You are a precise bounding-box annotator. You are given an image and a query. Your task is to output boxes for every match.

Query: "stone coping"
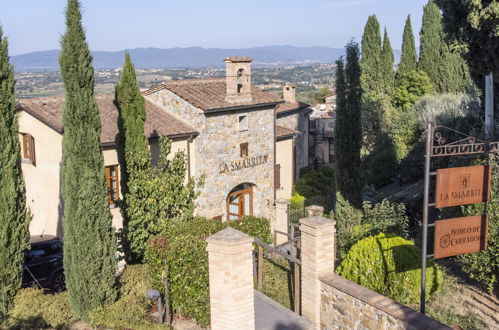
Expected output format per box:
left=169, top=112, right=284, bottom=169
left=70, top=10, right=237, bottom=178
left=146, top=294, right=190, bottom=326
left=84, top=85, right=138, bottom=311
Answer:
left=320, top=274, right=451, bottom=330
left=206, top=227, right=254, bottom=245
left=299, top=216, right=335, bottom=228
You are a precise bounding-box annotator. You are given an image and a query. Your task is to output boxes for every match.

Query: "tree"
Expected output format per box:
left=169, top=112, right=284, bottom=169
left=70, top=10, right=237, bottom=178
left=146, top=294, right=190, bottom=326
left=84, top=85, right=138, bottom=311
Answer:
left=0, top=26, right=30, bottom=322
left=381, top=28, right=395, bottom=95
left=59, top=0, right=116, bottom=320
left=398, top=15, right=417, bottom=76
left=360, top=15, right=383, bottom=96
left=392, top=70, right=434, bottom=111
left=334, top=41, right=363, bottom=207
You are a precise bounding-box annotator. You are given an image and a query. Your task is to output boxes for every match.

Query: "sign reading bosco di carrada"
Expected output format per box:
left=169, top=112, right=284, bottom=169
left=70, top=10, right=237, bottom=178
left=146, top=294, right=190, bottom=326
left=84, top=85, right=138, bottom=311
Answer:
left=219, top=154, right=269, bottom=174
left=435, top=165, right=491, bottom=208
left=434, top=215, right=488, bottom=259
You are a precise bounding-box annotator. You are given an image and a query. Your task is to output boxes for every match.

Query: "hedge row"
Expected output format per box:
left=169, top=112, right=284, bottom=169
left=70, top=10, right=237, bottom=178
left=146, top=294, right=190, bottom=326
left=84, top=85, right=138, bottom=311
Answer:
left=145, top=216, right=272, bottom=327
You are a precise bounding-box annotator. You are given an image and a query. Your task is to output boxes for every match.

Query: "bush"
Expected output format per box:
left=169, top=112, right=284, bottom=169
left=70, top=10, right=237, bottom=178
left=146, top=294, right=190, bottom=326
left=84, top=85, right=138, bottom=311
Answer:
left=290, top=192, right=305, bottom=210
left=7, top=288, right=78, bottom=329
left=336, top=233, right=443, bottom=304
left=295, top=166, right=335, bottom=212
left=145, top=216, right=271, bottom=327
left=330, top=193, right=362, bottom=259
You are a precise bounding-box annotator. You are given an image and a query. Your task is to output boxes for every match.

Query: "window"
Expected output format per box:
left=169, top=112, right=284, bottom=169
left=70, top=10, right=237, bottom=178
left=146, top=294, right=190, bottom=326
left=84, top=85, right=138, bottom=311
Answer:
left=237, top=68, right=244, bottom=93
left=238, top=114, right=248, bottom=131
left=21, top=133, right=36, bottom=165
left=329, top=138, right=334, bottom=163
left=105, top=165, right=120, bottom=206
left=240, top=142, right=249, bottom=157
left=227, top=184, right=253, bottom=220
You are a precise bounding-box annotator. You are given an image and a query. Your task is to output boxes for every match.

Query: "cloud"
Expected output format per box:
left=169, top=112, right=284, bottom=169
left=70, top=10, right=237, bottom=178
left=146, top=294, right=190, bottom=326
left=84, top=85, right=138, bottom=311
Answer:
left=324, top=0, right=382, bottom=8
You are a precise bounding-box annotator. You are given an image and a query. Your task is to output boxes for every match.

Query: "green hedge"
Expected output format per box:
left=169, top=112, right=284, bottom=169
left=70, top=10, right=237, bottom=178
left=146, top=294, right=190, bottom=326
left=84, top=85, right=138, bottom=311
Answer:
left=336, top=233, right=443, bottom=304
left=7, top=288, right=78, bottom=329
left=145, top=216, right=271, bottom=327
left=294, top=166, right=335, bottom=212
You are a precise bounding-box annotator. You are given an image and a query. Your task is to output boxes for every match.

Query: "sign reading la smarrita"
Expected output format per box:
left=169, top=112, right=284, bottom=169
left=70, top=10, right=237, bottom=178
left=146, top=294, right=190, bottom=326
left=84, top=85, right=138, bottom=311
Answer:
left=434, top=215, right=488, bottom=259
left=435, top=165, right=491, bottom=208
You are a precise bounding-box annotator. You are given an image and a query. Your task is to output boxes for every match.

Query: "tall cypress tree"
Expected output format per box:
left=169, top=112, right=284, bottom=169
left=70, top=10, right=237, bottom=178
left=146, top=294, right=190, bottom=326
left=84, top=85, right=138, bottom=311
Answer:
left=360, top=15, right=383, bottom=96
left=381, top=28, right=395, bottom=95
left=334, top=41, right=363, bottom=207
left=398, top=15, right=417, bottom=76
left=59, top=0, right=116, bottom=320
left=419, top=0, right=457, bottom=94
left=115, top=53, right=150, bottom=263
left=0, top=26, right=30, bottom=322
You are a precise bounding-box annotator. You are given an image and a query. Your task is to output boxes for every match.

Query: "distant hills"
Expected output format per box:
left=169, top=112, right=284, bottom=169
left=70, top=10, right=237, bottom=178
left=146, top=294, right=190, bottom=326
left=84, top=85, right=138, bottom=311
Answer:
left=11, top=45, right=402, bottom=71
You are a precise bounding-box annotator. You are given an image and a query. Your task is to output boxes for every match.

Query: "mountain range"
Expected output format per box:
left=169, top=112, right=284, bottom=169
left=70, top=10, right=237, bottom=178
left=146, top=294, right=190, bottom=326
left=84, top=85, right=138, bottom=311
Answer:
left=11, top=45, right=401, bottom=71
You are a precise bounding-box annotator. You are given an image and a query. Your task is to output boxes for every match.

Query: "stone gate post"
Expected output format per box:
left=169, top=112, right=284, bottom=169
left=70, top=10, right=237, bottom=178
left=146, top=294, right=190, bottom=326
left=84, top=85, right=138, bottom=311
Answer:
left=206, top=227, right=255, bottom=330
left=274, top=198, right=290, bottom=244
left=299, top=216, right=336, bottom=329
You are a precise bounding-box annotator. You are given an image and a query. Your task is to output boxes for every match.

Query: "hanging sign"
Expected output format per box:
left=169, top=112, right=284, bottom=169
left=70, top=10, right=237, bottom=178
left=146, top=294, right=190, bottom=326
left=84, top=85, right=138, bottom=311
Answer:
left=434, top=215, right=488, bottom=259
left=435, top=165, right=491, bottom=208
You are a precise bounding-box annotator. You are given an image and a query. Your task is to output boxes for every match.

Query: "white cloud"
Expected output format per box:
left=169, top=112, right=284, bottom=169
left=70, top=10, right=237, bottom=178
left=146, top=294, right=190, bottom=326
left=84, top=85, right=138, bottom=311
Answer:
left=324, top=0, right=382, bottom=8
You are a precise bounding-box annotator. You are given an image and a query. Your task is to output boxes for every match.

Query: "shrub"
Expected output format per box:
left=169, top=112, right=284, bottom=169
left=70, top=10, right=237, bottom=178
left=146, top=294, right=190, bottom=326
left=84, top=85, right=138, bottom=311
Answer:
left=330, top=192, right=362, bottom=259
left=294, top=166, right=335, bottom=212
left=290, top=193, right=306, bottom=210
left=336, top=233, right=443, bottom=304
left=7, top=288, right=78, bottom=329
left=145, top=216, right=271, bottom=327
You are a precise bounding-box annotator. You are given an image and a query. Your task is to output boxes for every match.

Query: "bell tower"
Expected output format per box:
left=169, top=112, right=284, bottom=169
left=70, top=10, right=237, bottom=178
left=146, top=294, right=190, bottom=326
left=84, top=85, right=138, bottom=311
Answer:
left=224, top=57, right=252, bottom=103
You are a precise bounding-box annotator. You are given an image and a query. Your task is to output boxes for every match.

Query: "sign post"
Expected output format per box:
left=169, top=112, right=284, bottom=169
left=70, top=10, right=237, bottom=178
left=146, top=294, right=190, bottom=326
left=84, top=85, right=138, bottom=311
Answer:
left=420, top=123, right=496, bottom=314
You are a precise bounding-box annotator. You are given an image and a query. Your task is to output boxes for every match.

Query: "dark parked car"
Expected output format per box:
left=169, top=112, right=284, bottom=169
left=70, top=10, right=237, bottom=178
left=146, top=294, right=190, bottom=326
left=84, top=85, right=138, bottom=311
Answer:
left=23, top=235, right=65, bottom=292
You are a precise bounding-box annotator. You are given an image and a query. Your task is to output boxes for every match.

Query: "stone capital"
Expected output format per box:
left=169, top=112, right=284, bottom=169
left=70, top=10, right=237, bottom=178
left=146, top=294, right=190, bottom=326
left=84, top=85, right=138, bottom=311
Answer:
left=300, top=216, right=335, bottom=236
left=206, top=227, right=254, bottom=254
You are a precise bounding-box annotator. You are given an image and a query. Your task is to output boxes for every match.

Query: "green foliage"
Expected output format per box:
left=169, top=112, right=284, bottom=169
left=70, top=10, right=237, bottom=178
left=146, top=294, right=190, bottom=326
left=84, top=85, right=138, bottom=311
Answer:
left=7, top=288, right=78, bottom=329
left=398, top=15, right=418, bottom=76
left=334, top=41, right=362, bottom=207
left=389, top=109, right=421, bottom=162
left=58, top=0, right=116, bottom=320
left=0, top=26, right=30, bottom=321
left=392, top=70, right=434, bottom=111
left=145, top=217, right=271, bottom=327
left=294, top=166, right=335, bottom=211
left=381, top=28, right=395, bottom=95
left=290, top=192, right=306, bottom=210
left=124, top=137, right=202, bottom=262
left=460, top=159, right=499, bottom=295
left=89, top=265, right=169, bottom=330
left=360, top=15, right=384, bottom=97
left=362, top=132, right=398, bottom=187
left=259, top=257, right=296, bottom=310
left=330, top=193, right=362, bottom=259
left=337, top=233, right=443, bottom=304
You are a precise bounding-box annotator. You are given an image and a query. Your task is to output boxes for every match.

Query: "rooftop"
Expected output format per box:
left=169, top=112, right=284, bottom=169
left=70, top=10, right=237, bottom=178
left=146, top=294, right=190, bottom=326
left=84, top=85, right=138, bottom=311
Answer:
left=143, top=78, right=282, bottom=112
left=276, top=125, right=297, bottom=139
left=18, top=94, right=198, bottom=145
left=276, top=101, right=310, bottom=114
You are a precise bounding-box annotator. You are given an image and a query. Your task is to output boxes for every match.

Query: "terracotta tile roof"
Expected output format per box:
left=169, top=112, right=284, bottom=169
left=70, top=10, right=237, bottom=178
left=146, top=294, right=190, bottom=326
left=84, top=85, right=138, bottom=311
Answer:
left=276, top=101, right=310, bottom=114
left=276, top=125, right=297, bottom=139
left=142, top=78, right=282, bottom=111
left=18, top=94, right=197, bottom=145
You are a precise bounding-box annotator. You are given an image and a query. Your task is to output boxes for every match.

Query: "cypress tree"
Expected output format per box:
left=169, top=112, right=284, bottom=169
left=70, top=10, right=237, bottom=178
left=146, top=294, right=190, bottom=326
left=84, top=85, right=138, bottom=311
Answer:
left=115, top=53, right=150, bottom=263
left=418, top=0, right=448, bottom=93
left=398, top=15, right=417, bottom=76
left=334, top=41, right=363, bottom=207
left=59, top=0, right=116, bottom=320
left=0, top=26, right=30, bottom=322
left=381, top=28, right=395, bottom=95
left=360, top=15, right=383, bottom=96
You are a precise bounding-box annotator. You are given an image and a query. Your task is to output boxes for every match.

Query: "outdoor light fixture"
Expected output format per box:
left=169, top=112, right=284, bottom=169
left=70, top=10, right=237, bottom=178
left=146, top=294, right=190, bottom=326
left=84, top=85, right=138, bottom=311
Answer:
left=146, top=289, right=163, bottom=324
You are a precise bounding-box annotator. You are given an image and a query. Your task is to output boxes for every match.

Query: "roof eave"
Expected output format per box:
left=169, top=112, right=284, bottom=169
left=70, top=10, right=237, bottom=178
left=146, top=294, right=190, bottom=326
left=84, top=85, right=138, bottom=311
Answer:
left=205, top=100, right=284, bottom=113
left=16, top=103, right=64, bottom=135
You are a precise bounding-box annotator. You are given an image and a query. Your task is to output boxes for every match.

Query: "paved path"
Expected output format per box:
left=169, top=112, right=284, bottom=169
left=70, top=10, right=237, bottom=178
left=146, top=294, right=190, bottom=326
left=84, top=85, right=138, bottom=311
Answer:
left=254, top=290, right=314, bottom=330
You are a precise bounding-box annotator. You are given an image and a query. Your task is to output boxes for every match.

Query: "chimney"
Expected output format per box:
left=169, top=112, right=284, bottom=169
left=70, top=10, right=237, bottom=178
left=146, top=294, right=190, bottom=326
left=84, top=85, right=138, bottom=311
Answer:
left=224, top=57, right=252, bottom=103
left=283, top=83, right=296, bottom=103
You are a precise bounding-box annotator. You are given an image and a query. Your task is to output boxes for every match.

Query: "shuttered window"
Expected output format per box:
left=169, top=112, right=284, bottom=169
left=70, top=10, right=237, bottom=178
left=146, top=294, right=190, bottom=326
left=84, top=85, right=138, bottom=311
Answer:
left=275, top=164, right=281, bottom=189
left=21, top=133, right=36, bottom=166
left=105, top=165, right=120, bottom=206
left=240, top=142, right=249, bottom=157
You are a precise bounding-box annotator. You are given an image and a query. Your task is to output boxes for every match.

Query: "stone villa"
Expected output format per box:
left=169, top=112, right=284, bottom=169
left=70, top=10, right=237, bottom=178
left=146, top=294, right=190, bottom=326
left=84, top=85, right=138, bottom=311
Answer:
left=17, top=57, right=311, bottom=236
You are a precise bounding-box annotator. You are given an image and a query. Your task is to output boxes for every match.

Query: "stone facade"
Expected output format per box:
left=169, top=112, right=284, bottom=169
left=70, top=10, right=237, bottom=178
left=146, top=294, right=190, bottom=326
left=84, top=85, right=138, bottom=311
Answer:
left=146, top=88, right=276, bottom=220
left=320, top=275, right=450, bottom=330
left=277, top=109, right=310, bottom=177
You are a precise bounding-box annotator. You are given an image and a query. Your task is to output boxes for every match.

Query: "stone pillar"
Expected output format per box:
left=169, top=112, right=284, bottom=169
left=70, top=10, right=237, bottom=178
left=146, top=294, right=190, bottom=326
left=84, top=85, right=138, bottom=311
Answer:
left=274, top=198, right=290, bottom=244
left=306, top=205, right=324, bottom=217
left=300, top=216, right=336, bottom=329
left=206, top=227, right=255, bottom=330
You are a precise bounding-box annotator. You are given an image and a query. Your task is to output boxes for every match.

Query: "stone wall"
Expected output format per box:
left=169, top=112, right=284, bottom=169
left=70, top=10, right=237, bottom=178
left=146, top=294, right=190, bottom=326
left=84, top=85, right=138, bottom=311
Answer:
left=277, top=109, right=309, bottom=177
left=320, top=274, right=450, bottom=330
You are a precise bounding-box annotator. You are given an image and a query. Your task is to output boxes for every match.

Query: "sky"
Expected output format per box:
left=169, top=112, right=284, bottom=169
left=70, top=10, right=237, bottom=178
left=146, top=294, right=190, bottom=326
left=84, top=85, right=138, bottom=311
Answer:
left=0, top=0, right=428, bottom=56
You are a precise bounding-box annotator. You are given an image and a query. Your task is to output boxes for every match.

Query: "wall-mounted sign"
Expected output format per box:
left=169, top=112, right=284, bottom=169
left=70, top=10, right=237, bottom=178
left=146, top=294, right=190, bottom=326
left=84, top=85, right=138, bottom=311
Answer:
left=435, top=165, right=491, bottom=208
left=434, top=215, right=488, bottom=259
left=219, top=154, right=269, bottom=174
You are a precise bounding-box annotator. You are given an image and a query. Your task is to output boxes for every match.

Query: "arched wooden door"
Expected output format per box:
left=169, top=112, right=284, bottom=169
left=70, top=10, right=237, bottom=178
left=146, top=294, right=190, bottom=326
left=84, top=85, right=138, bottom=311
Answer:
left=227, top=184, right=253, bottom=220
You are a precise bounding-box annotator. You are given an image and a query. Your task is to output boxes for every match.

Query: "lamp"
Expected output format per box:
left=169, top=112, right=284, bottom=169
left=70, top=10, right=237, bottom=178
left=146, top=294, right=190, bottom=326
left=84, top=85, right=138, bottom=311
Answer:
left=146, top=289, right=163, bottom=324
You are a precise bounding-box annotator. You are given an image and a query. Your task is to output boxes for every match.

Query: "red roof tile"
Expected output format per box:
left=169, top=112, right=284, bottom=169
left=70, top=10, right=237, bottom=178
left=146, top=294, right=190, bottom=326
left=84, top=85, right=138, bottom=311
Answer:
left=276, top=125, right=297, bottom=138
left=276, top=101, right=310, bottom=114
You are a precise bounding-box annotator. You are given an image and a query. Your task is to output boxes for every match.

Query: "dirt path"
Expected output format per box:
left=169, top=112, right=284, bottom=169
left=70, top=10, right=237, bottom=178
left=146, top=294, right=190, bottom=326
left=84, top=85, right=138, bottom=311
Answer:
left=459, top=285, right=499, bottom=329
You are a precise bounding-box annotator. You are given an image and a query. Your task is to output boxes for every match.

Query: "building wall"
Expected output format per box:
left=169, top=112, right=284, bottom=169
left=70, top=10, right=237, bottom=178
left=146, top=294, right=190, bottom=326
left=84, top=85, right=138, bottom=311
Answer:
left=276, top=138, right=293, bottom=200
left=18, top=111, right=63, bottom=237
left=197, top=108, right=276, bottom=220
left=102, top=148, right=123, bottom=230
left=277, top=109, right=309, bottom=177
